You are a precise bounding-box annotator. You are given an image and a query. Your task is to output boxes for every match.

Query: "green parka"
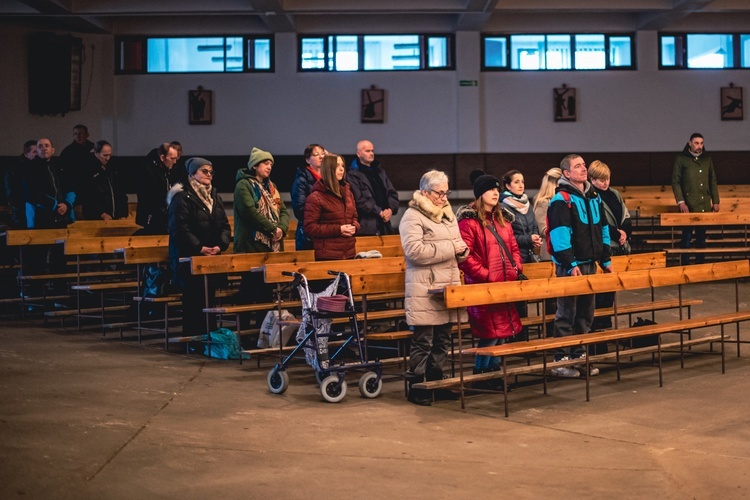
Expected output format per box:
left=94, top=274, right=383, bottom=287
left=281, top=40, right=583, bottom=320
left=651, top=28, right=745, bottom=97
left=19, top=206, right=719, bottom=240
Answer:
left=233, top=167, right=289, bottom=253
left=671, top=144, right=719, bottom=213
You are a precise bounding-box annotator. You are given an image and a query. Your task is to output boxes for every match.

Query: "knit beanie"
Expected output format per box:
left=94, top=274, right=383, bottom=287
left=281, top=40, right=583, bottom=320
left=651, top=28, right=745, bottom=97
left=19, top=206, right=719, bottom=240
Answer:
left=185, top=157, right=212, bottom=176
left=247, top=147, right=274, bottom=170
left=470, top=169, right=501, bottom=199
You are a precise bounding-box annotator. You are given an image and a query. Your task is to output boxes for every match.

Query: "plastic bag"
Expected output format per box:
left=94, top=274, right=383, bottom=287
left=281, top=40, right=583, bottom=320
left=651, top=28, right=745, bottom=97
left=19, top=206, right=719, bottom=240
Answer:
left=200, top=328, right=250, bottom=359
left=258, top=309, right=297, bottom=348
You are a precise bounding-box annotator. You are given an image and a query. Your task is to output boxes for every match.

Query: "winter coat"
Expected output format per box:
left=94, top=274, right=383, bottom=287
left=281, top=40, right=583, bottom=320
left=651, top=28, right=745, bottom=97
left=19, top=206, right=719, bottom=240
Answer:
left=400, top=190, right=467, bottom=326
left=303, top=180, right=360, bottom=261
left=5, top=154, right=32, bottom=228
left=136, top=156, right=172, bottom=234
left=457, top=203, right=522, bottom=339
left=348, top=158, right=399, bottom=236
left=547, top=178, right=611, bottom=274
left=59, top=139, right=94, bottom=190
left=501, top=192, right=540, bottom=263
left=167, top=182, right=231, bottom=289
left=81, top=154, right=129, bottom=220
left=671, top=144, right=719, bottom=213
left=290, top=165, right=319, bottom=250
left=23, top=157, right=76, bottom=229
left=233, top=168, right=289, bottom=254
left=599, top=187, right=631, bottom=252
left=533, top=198, right=552, bottom=261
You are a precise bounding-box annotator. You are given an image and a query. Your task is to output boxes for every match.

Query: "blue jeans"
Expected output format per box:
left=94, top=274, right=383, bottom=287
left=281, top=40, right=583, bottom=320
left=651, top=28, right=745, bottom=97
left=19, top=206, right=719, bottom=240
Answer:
left=553, top=262, right=596, bottom=361
left=475, top=337, right=505, bottom=370
left=680, top=227, right=707, bottom=265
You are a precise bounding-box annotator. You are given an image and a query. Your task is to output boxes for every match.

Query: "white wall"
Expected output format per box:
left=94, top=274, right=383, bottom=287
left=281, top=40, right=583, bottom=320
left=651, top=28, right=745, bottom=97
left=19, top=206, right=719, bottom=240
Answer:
left=1, top=27, right=748, bottom=157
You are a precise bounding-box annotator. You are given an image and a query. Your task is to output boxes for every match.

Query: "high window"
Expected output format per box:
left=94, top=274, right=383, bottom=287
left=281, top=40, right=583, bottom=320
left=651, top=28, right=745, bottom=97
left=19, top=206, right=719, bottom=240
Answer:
left=660, top=33, right=750, bottom=69
left=298, top=34, right=454, bottom=71
left=115, top=36, right=273, bottom=74
left=482, top=33, right=635, bottom=71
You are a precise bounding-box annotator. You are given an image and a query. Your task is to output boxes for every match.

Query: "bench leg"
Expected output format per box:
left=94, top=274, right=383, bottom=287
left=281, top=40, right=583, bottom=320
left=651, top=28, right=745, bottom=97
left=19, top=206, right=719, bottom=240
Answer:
left=657, top=336, right=663, bottom=387
left=162, top=302, right=169, bottom=350
left=502, top=357, right=509, bottom=418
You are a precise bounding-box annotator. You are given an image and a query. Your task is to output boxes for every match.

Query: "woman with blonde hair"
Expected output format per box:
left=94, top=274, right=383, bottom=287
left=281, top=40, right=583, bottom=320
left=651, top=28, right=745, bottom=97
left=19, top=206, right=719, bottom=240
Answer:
left=533, top=167, right=563, bottom=261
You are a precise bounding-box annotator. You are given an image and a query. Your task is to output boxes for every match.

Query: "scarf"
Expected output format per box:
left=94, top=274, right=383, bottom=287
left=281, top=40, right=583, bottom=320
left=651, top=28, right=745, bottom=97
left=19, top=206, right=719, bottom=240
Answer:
left=502, top=192, right=530, bottom=215
left=408, top=190, right=455, bottom=224
left=249, top=177, right=281, bottom=251
left=189, top=178, right=214, bottom=213
left=306, top=165, right=322, bottom=181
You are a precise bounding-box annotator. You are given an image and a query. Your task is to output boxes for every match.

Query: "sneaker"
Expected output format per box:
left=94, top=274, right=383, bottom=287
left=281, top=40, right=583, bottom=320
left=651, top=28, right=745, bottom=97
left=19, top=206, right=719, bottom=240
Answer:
left=551, top=366, right=580, bottom=378
left=578, top=366, right=600, bottom=377
left=554, top=355, right=572, bottom=363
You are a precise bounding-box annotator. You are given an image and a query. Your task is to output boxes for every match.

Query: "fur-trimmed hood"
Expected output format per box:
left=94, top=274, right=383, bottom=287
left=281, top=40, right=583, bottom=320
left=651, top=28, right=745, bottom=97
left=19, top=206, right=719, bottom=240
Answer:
left=407, top=190, right=456, bottom=224
left=167, top=183, right=184, bottom=206
left=456, top=201, right=515, bottom=224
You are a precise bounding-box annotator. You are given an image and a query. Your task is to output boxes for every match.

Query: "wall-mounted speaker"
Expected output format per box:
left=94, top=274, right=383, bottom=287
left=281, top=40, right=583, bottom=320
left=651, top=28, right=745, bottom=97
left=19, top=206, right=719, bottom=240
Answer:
left=28, top=32, right=83, bottom=116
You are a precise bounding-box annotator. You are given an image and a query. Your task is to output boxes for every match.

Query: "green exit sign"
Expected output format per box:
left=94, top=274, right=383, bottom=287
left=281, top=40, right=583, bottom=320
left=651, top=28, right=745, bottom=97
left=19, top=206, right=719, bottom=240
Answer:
left=460, top=80, right=478, bottom=87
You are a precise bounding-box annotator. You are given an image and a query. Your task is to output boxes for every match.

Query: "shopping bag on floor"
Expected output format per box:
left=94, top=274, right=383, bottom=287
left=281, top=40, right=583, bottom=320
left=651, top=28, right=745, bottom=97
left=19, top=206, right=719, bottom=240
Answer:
left=257, top=310, right=297, bottom=348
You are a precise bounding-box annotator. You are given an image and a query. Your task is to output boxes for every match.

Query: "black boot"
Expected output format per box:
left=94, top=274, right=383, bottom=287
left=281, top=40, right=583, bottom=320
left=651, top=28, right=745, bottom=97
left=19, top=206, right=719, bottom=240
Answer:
left=406, top=374, right=432, bottom=406
left=472, top=366, right=508, bottom=392
left=426, top=369, right=459, bottom=401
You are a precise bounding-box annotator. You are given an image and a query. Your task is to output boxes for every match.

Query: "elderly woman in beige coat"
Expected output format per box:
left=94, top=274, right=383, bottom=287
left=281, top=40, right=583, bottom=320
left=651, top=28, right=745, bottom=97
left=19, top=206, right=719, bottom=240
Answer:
left=400, top=170, right=469, bottom=406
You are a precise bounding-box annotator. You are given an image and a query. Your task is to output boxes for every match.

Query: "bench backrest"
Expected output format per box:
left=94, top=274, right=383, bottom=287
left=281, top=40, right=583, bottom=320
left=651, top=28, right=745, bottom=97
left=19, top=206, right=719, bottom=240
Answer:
left=7, top=220, right=143, bottom=246
left=189, top=250, right=315, bottom=276
left=64, top=235, right=169, bottom=255
left=7, top=228, right=67, bottom=246
left=264, top=256, right=407, bottom=283
left=442, top=260, right=749, bottom=308
left=348, top=272, right=405, bottom=295
left=122, top=246, right=170, bottom=264
left=355, top=234, right=402, bottom=250
left=660, top=212, right=750, bottom=226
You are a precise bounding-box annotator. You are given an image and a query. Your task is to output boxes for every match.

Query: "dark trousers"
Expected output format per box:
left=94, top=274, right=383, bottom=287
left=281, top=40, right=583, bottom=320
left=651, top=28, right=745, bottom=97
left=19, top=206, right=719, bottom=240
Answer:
left=408, top=322, right=452, bottom=381
left=178, top=264, right=218, bottom=336
left=553, top=262, right=596, bottom=361
left=680, top=227, right=707, bottom=265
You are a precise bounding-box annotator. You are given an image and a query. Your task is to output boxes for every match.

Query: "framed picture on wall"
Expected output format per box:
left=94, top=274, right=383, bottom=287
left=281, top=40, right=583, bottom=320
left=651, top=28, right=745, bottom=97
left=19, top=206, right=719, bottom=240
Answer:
left=189, top=88, right=213, bottom=125
left=721, top=86, right=743, bottom=121
left=554, top=87, right=576, bottom=122
left=361, top=88, right=385, bottom=123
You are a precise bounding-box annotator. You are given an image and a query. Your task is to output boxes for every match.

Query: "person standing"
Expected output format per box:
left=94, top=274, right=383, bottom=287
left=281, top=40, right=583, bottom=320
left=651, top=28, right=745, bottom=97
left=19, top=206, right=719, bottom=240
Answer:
left=303, top=153, right=359, bottom=261
left=168, top=158, right=231, bottom=336
left=81, top=141, right=128, bottom=221
left=59, top=124, right=95, bottom=183
left=5, top=140, right=37, bottom=228
left=348, top=140, right=399, bottom=236
left=400, top=170, right=467, bottom=406
left=547, top=154, right=612, bottom=378
left=136, top=143, right=179, bottom=234
left=457, top=172, right=522, bottom=390
left=501, top=169, right=542, bottom=263
left=532, top=167, right=563, bottom=262
left=291, top=144, right=326, bottom=250
left=671, top=132, right=720, bottom=265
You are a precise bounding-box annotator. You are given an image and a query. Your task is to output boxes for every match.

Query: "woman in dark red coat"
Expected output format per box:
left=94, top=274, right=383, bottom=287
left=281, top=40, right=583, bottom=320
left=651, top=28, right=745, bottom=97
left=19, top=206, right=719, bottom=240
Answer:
left=457, top=171, right=523, bottom=383
left=303, top=154, right=360, bottom=261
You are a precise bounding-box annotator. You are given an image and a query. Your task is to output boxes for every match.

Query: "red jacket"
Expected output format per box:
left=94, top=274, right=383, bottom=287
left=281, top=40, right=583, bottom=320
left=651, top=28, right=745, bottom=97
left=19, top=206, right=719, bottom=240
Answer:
left=457, top=204, right=523, bottom=339
left=303, top=180, right=360, bottom=261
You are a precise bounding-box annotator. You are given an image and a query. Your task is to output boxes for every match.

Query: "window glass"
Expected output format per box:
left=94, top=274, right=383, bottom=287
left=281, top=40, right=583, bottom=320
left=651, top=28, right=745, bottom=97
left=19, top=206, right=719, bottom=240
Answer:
left=252, top=39, right=272, bottom=70
left=364, top=35, right=420, bottom=70
left=661, top=36, right=676, bottom=66
left=330, top=35, right=359, bottom=71
left=575, top=34, right=605, bottom=69
left=609, top=36, right=632, bottom=67
left=741, top=35, right=750, bottom=68
left=511, top=35, right=545, bottom=70
left=546, top=35, right=571, bottom=70
left=687, top=34, right=734, bottom=68
left=484, top=36, right=507, bottom=68
left=301, top=37, right=325, bottom=69
left=147, top=37, right=241, bottom=73
left=427, top=36, right=449, bottom=68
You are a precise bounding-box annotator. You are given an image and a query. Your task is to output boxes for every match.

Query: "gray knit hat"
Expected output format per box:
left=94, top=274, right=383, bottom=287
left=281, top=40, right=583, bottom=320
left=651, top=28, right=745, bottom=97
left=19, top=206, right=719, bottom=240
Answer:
left=185, top=157, right=212, bottom=176
left=247, top=147, right=274, bottom=170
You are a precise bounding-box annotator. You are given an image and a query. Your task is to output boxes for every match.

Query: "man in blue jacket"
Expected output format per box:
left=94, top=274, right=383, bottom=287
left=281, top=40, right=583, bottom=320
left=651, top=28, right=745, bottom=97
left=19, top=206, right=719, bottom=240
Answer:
left=547, top=154, right=613, bottom=377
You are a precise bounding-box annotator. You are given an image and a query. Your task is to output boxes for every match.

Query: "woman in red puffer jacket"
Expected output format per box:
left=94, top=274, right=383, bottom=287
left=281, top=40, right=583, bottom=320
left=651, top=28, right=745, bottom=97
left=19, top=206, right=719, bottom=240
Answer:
left=304, top=153, right=360, bottom=261
left=457, top=170, right=523, bottom=384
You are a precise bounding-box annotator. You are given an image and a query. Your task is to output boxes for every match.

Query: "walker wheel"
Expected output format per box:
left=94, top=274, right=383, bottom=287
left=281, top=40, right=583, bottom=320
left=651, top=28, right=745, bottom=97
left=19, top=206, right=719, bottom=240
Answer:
left=267, top=367, right=289, bottom=395
left=320, top=375, right=347, bottom=403
left=358, top=371, right=383, bottom=399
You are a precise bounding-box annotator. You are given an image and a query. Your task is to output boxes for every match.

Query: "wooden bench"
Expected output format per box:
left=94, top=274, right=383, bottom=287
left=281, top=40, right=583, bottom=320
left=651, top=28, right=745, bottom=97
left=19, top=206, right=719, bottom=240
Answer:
left=657, top=213, right=750, bottom=260
left=417, top=260, right=750, bottom=416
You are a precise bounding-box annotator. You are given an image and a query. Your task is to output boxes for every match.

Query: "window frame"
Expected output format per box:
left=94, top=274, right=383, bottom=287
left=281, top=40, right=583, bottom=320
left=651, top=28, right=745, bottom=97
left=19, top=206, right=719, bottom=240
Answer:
left=659, top=32, right=748, bottom=70
left=481, top=33, right=636, bottom=71
left=297, top=33, right=455, bottom=72
left=114, top=35, right=274, bottom=75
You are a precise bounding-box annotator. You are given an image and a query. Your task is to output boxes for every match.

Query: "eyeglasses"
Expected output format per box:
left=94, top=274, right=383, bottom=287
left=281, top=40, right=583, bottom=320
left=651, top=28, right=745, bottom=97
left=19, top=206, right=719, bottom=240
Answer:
left=311, top=152, right=326, bottom=157
left=430, top=190, right=452, bottom=198
left=200, top=168, right=214, bottom=176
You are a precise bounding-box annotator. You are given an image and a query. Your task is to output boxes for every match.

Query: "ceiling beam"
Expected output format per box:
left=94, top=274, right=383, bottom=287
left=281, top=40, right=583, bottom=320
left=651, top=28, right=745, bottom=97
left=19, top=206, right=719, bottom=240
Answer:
left=636, top=0, right=714, bottom=31
left=248, top=0, right=295, bottom=32
left=455, top=0, right=499, bottom=31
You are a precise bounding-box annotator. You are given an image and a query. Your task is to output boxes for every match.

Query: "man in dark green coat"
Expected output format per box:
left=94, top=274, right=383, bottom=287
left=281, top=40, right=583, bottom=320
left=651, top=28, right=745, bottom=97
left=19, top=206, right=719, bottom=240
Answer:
left=671, top=132, right=720, bottom=265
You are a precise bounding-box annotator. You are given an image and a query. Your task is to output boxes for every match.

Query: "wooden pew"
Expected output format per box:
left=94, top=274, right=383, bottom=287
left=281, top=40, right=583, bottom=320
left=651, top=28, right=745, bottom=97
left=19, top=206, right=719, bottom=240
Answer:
left=657, top=213, right=750, bottom=260
left=418, top=260, right=750, bottom=416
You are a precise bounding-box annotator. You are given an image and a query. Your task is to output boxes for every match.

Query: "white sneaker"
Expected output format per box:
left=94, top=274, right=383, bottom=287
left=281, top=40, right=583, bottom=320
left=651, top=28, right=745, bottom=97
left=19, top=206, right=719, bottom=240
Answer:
left=551, top=366, right=580, bottom=378
left=586, top=366, right=600, bottom=377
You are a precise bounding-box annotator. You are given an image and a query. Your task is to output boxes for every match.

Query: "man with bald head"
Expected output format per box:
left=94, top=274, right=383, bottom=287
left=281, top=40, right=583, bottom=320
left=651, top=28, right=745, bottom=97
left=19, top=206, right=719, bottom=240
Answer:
left=348, top=139, right=399, bottom=236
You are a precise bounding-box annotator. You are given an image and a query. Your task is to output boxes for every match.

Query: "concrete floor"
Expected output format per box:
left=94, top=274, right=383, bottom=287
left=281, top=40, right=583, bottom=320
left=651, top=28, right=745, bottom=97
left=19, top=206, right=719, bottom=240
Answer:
left=1, top=281, right=750, bottom=499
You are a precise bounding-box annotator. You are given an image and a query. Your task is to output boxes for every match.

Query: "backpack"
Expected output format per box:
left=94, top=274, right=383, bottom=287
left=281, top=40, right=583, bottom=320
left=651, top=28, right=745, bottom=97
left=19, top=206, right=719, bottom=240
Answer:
left=545, top=190, right=572, bottom=256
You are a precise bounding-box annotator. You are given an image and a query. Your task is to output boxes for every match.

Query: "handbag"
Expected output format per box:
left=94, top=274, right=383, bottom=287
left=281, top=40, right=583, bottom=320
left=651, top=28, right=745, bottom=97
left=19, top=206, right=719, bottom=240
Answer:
left=486, top=223, right=528, bottom=281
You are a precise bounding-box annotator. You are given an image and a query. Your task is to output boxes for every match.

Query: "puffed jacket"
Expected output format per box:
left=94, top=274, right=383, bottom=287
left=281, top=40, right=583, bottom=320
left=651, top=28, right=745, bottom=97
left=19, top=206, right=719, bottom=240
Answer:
left=290, top=165, right=318, bottom=250
left=400, top=190, right=467, bottom=326
left=457, top=203, right=523, bottom=339
left=303, top=180, right=360, bottom=261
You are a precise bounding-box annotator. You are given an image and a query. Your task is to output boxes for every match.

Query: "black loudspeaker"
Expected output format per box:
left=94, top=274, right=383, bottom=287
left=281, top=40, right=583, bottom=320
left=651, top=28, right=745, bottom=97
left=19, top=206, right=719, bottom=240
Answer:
left=28, top=32, right=83, bottom=115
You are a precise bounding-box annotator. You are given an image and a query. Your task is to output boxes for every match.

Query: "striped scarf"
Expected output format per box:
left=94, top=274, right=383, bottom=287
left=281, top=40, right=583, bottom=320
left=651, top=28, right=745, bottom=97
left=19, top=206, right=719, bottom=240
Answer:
left=249, top=177, right=281, bottom=251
